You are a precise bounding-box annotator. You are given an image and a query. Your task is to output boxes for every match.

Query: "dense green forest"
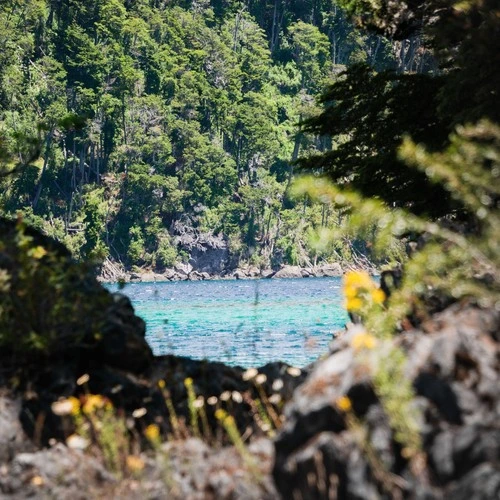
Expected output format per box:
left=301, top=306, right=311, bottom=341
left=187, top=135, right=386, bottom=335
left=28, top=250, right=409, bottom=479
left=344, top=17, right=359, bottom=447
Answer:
left=0, top=0, right=429, bottom=272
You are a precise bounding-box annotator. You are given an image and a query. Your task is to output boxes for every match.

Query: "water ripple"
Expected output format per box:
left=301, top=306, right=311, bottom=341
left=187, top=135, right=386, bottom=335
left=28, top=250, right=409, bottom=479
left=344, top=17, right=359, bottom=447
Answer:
left=107, top=277, right=348, bottom=368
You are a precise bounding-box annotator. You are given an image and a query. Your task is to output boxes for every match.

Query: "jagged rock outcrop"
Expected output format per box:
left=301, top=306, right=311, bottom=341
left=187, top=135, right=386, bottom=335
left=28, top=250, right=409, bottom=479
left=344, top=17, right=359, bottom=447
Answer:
left=314, top=263, right=343, bottom=277
left=172, top=221, right=229, bottom=275
left=273, top=304, right=500, bottom=499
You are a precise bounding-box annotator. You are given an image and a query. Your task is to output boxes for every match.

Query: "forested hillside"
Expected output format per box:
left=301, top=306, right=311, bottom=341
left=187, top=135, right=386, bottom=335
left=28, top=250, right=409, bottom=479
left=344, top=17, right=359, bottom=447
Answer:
left=0, top=0, right=423, bottom=273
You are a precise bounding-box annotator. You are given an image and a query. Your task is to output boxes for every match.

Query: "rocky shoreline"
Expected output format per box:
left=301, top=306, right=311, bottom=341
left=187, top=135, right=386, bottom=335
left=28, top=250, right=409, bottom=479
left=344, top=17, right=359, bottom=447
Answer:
left=98, top=261, right=376, bottom=284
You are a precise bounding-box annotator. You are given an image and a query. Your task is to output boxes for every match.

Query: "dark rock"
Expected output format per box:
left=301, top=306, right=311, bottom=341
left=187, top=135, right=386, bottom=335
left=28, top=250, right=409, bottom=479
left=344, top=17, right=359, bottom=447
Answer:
left=151, top=356, right=307, bottom=439
left=275, top=430, right=381, bottom=500
left=446, top=463, right=500, bottom=500
left=163, top=268, right=178, bottom=280
left=174, top=262, right=193, bottom=277
left=139, top=272, right=158, bottom=282
left=247, top=266, right=261, bottom=278
left=261, top=269, right=276, bottom=279
left=414, top=372, right=462, bottom=424
left=147, top=437, right=277, bottom=500
left=380, top=267, right=403, bottom=298
left=171, top=222, right=229, bottom=275
left=273, top=305, right=500, bottom=499
left=189, top=245, right=229, bottom=274
left=0, top=394, right=32, bottom=463
left=96, top=293, right=152, bottom=374
left=0, top=443, right=114, bottom=499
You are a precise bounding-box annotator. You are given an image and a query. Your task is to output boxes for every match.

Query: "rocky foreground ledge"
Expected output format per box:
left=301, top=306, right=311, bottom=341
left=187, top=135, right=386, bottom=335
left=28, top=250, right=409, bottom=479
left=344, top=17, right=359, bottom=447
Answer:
left=1, top=218, right=499, bottom=499
left=273, top=304, right=500, bottom=499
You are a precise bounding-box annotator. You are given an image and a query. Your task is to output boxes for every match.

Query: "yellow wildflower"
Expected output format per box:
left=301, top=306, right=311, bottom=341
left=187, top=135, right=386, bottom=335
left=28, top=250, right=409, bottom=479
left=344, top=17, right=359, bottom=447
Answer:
left=336, top=396, right=352, bottom=412
left=66, top=434, right=89, bottom=450
left=371, top=288, right=386, bottom=304
left=345, top=297, right=363, bottom=311
left=82, top=394, right=108, bottom=414
left=157, top=379, right=166, bottom=389
left=351, top=332, right=377, bottom=351
left=214, top=408, right=227, bottom=421
left=126, top=455, right=145, bottom=474
left=231, top=391, right=243, bottom=403
left=220, top=390, right=231, bottom=401
left=29, top=246, right=47, bottom=259
left=144, top=423, right=160, bottom=442
left=242, top=368, right=258, bottom=381
left=184, top=377, right=193, bottom=387
left=224, top=414, right=236, bottom=427
left=69, top=396, right=81, bottom=415
left=51, top=396, right=80, bottom=416
left=343, top=271, right=373, bottom=290
left=343, top=286, right=358, bottom=299
left=193, top=396, right=205, bottom=408
left=76, top=374, right=90, bottom=386
left=286, top=367, right=302, bottom=377
left=132, top=407, right=147, bottom=419
left=31, top=475, right=44, bottom=486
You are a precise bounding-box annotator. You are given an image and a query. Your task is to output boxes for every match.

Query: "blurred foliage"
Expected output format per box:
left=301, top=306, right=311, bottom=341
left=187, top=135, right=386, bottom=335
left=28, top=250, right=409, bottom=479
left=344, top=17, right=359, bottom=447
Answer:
left=298, top=65, right=454, bottom=216
left=302, top=0, right=499, bottom=219
left=0, top=217, right=111, bottom=359
left=296, top=120, right=500, bottom=459
left=296, top=121, right=500, bottom=315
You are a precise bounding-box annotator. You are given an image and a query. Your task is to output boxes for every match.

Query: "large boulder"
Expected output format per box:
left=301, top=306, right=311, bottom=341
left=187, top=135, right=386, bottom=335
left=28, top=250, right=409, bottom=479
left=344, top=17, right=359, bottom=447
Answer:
left=189, top=245, right=229, bottom=274
left=0, top=218, right=156, bottom=443
left=172, top=221, right=229, bottom=275
left=174, top=262, right=193, bottom=277
left=272, top=266, right=304, bottom=279
left=151, top=356, right=308, bottom=438
left=314, top=263, right=343, bottom=277
left=273, top=304, right=500, bottom=499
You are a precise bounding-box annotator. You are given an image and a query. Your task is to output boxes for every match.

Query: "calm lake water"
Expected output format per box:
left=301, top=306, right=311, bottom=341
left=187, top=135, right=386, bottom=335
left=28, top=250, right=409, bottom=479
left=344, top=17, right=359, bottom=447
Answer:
left=108, top=277, right=348, bottom=368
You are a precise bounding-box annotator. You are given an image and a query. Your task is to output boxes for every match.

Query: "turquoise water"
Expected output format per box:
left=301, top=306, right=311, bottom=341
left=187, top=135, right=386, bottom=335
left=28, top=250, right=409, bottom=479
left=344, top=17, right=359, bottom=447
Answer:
left=108, top=277, right=348, bottom=368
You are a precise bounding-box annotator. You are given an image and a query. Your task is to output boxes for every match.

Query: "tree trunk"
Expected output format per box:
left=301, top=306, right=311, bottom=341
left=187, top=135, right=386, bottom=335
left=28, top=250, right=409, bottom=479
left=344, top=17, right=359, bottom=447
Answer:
left=32, top=128, right=53, bottom=210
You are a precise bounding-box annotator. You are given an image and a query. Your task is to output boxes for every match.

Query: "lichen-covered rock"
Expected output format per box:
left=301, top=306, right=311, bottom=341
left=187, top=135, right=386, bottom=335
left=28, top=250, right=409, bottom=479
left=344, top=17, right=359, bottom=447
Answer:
left=0, top=394, right=32, bottom=464
left=273, top=304, right=500, bottom=499
left=135, top=437, right=277, bottom=500
left=0, top=443, right=114, bottom=499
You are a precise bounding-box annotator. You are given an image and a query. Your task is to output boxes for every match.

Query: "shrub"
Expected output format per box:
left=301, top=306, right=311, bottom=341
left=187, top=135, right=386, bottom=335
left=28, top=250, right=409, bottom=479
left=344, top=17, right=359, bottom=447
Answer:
left=0, top=217, right=111, bottom=359
left=294, top=121, right=500, bottom=457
